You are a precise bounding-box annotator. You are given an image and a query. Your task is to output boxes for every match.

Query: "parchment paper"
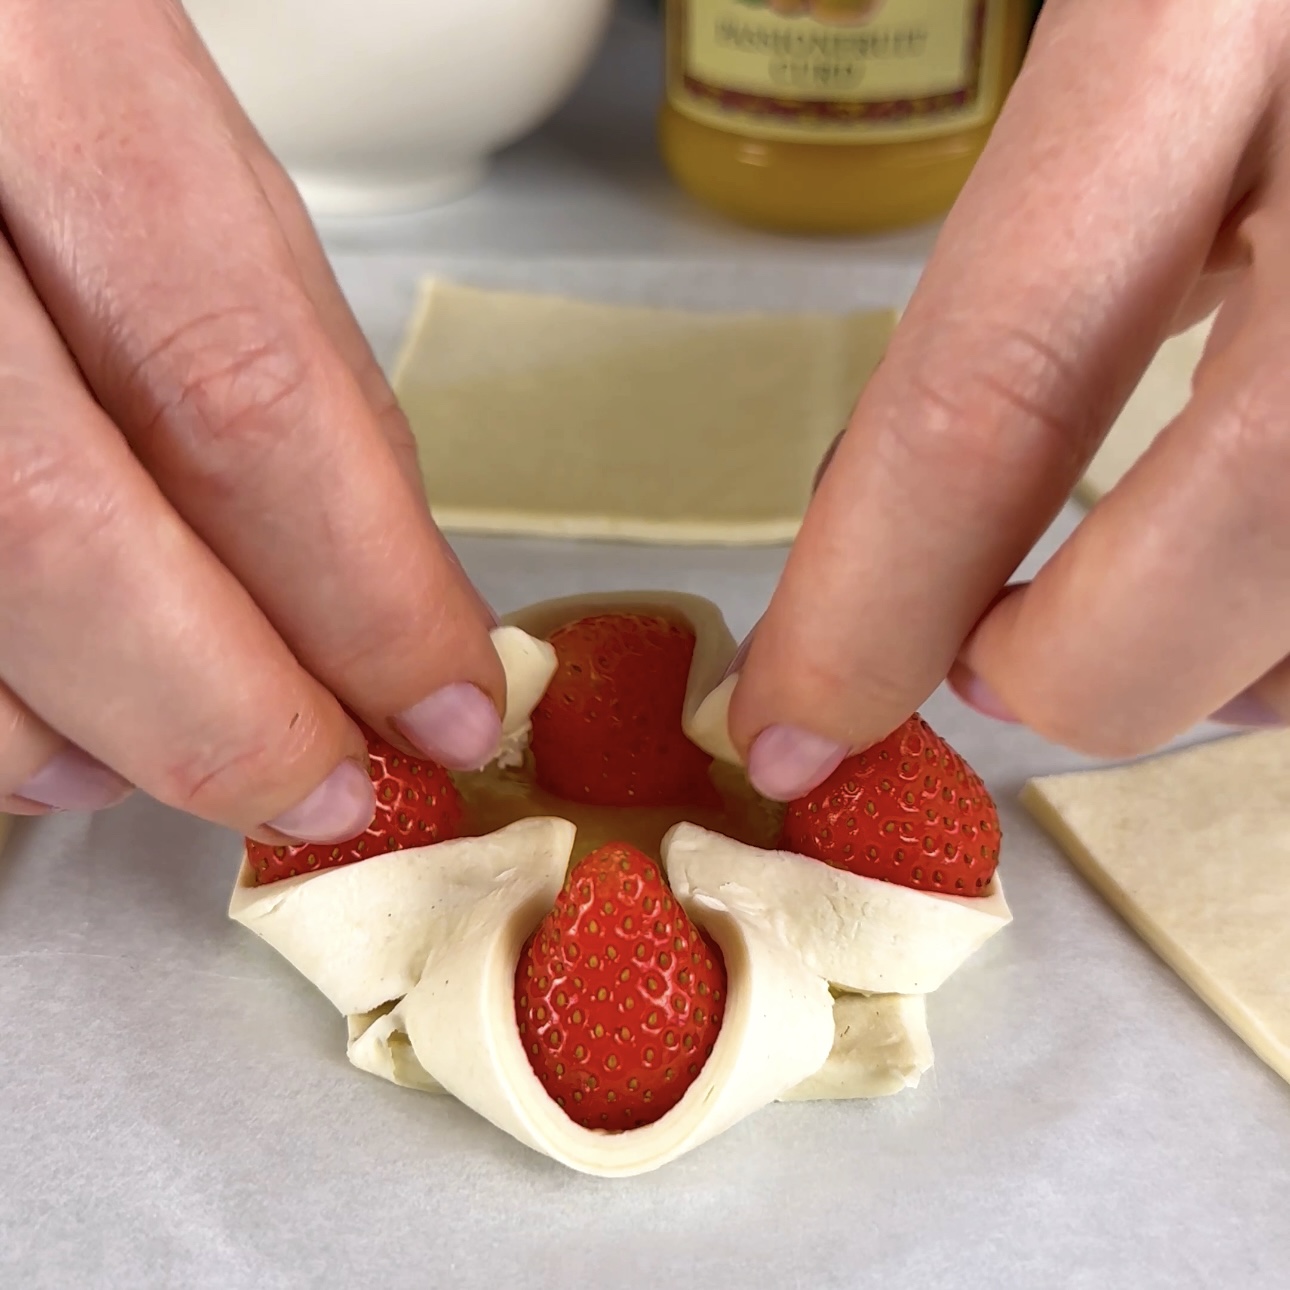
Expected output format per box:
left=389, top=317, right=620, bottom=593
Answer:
left=2, top=498, right=1286, bottom=1290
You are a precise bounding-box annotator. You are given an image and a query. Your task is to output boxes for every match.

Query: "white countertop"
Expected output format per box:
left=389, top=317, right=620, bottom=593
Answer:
left=1, top=7, right=1285, bottom=1289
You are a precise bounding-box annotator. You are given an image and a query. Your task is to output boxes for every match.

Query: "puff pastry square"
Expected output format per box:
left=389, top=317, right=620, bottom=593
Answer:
left=393, top=280, right=895, bottom=544
left=1022, top=731, right=1290, bottom=1084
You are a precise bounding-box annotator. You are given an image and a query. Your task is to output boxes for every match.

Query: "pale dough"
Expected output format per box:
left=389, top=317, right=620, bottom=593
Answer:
left=349, top=988, right=931, bottom=1106
left=395, top=860, right=835, bottom=1177
left=393, top=280, right=896, bottom=544
left=229, top=817, right=574, bottom=1017
left=1021, top=730, right=1290, bottom=1084
left=665, top=823, right=1011, bottom=996
left=781, top=994, right=933, bottom=1102
left=1077, top=316, right=1213, bottom=505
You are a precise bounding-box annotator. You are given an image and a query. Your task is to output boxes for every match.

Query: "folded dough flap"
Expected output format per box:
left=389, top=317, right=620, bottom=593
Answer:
left=687, top=674, right=741, bottom=766
left=228, top=817, right=575, bottom=1017
left=395, top=855, right=836, bottom=1178
left=347, top=1004, right=446, bottom=1095
left=490, top=625, right=558, bottom=725
left=664, top=823, right=1011, bottom=996
left=351, top=988, right=933, bottom=1107
left=781, top=994, right=933, bottom=1102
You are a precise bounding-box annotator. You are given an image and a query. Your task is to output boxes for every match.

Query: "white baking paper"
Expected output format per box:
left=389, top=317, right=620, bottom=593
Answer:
left=3, top=497, right=1286, bottom=1289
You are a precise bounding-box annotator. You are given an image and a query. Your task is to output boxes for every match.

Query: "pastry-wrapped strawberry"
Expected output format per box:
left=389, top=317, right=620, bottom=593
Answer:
left=231, top=591, right=1006, bottom=1176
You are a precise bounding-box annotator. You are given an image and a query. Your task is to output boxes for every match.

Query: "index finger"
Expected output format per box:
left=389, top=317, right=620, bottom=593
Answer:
left=730, top=0, right=1280, bottom=799
left=0, top=1, right=504, bottom=770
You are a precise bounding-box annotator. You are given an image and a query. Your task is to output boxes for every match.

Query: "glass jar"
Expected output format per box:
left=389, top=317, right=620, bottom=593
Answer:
left=659, top=0, right=1031, bottom=234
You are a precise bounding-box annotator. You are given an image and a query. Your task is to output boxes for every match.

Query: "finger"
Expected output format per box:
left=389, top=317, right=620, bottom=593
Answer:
left=954, top=257, right=1290, bottom=757
left=733, top=0, right=1279, bottom=798
left=0, top=1, right=504, bottom=771
left=0, top=682, right=132, bottom=815
left=244, top=150, right=429, bottom=497
left=0, top=239, right=372, bottom=839
left=811, top=426, right=848, bottom=494
left=171, top=13, right=427, bottom=495
left=1215, top=656, right=1290, bottom=726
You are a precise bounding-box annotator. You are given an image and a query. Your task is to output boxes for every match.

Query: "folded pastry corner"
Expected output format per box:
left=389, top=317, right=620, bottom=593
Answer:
left=229, top=817, right=575, bottom=1017
left=664, top=823, right=1011, bottom=996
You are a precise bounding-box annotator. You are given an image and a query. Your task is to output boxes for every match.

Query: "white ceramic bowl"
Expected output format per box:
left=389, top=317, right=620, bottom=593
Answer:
left=186, top=0, right=613, bottom=217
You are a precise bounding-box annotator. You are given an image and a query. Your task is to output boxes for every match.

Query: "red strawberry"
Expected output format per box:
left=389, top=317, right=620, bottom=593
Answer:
left=515, top=841, right=726, bottom=1132
left=781, top=715, right=1000, bottom=896
left=246, top=722, right=464, bottom=885
left=529, top=613, right=718, bottom=809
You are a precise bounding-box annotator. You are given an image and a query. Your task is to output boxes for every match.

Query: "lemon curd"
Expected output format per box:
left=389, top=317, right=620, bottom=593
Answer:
left=660, top=0, right=1030, bottom=234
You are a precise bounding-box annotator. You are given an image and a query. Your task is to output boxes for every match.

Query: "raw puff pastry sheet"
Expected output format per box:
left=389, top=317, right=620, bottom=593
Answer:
left=394, top=280, right=895, bottom=544
left=1022, top=730, right=1290, bottom=1084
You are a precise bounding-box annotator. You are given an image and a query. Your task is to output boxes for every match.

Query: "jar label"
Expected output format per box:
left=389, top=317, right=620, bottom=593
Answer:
left=668, top=0, right=1004, bottom=143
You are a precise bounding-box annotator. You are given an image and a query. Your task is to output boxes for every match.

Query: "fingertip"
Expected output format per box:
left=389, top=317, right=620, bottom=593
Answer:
left=12, top=746, right=135, bottom=812
left=948, top=662, right=1021, bottom=724
left=746, top=724, right=849, bottom=802
left=262, top=757, right=375, bottom=843
left=1209, top=692, right=1285, bottom=728
left=394, top=681, right=502, bottom=771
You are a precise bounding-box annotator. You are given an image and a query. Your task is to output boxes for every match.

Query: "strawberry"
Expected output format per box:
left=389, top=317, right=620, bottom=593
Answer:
left=515, top=841, right=726, bottom=1132
left=529, top=613, right=718, bottom=809
left=781, top=715, right=1000, bottom=896
left=246, top=721, right=464, bottom=885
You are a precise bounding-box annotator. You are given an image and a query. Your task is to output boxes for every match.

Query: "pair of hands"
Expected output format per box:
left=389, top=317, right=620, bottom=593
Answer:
left=2, top=0, right=1286, bottom=843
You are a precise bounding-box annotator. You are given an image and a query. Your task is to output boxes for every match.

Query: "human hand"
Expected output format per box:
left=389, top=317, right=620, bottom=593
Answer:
left=730, top=0, right=1290, bottom=799
left=0, top=0, right=503, bottom=837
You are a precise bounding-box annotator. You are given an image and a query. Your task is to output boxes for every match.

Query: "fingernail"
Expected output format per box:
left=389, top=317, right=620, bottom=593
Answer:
left=14, top=746, right=134, bottom=812
left=747, top=725, right=849, bottom=801
left=949, top=666, right=1020, bottom=724
left=1210, top=693, right=1285, bottom=728
left=395, top=682, right=502, bottom=771
left=265, top=760, right=375, bottom=843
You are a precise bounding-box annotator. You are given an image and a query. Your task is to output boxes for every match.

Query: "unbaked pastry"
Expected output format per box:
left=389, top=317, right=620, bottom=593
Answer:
left=1022, top=730, right=1290, bottom=1084
left=1077, top=317, right=1213, bottom=505
left=232, top=592, right=1009, bottom=1175
left=393, top=280, right=896, bottom=544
